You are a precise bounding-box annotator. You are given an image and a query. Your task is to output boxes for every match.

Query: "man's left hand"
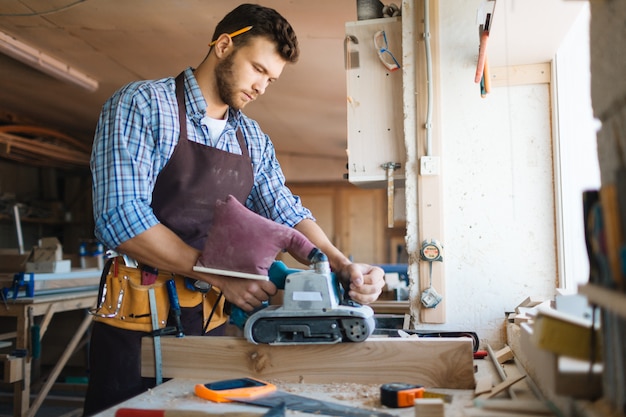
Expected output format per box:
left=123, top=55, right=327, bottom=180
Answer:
left=339, top=263, right=385, bottom=305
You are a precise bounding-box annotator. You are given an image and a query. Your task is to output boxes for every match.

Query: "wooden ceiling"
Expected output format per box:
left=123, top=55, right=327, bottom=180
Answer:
left=0, top=0, right=585, bottom=168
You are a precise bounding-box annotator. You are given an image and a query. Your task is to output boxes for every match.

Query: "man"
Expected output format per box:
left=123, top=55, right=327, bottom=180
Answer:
left=84, top=3, right=385, bottom=415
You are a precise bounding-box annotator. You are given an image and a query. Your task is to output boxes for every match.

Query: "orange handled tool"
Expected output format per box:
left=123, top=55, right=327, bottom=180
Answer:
left=194, top=377, right=277, bottom=403
left=381, top=383, right=426, bottom=408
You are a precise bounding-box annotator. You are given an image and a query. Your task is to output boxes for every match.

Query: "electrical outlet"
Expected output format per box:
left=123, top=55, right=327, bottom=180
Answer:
left=420, top=156, right=440, bottom=176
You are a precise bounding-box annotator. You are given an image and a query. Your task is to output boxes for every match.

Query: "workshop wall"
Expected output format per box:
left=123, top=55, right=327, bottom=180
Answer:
left=280, top=1, right=597, bottom=349
left=0, top=161, right=44, bottom=250
left=405, top=1, right=598, bottom=347
left=0, top=159, right=94, bottom=256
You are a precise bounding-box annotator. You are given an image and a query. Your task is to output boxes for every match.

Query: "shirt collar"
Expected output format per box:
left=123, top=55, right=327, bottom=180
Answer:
left=182, top=67, right=242, bottom=130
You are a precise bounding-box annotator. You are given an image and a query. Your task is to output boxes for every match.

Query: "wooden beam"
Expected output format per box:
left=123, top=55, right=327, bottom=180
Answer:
left=490, top=63, right=551, bottom=88
left=141, top=336, right=475, bottom=389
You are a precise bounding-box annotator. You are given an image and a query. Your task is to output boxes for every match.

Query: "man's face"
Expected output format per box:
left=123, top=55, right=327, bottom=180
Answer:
left=215, top=37, right=287, bottom=110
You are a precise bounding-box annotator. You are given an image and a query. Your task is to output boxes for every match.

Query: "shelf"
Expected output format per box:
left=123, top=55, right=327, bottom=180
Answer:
left=370, top=300, right=409, bottom=315
left=0, top=213, right=66, bottom=225
left=579, top=283, right=626, bottom=320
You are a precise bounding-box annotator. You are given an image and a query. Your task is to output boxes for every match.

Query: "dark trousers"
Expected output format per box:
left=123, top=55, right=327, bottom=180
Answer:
left=82, top=303, right=225, bottom=416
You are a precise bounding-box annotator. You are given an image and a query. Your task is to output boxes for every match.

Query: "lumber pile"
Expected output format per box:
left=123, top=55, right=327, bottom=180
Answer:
left=0, top=125, right=90, bottom=168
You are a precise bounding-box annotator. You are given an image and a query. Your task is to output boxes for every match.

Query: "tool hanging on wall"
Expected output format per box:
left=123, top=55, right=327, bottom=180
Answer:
left=382, top=162, right=401, bottom=228
left=475, top=0, right=495, bottom=97
left=420, top=239, right=443, bottom=308
left=344, top=34, right=359, bottom=70
left=13, top=204, right=24, bottom=255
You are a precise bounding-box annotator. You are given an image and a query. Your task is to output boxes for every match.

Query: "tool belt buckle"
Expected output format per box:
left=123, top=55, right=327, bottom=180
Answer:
left=188, top=278, right=212, bottom=293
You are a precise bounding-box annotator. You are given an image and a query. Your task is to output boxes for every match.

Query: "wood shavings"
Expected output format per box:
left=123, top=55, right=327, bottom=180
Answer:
left=269, top=380, right=382, bottom=408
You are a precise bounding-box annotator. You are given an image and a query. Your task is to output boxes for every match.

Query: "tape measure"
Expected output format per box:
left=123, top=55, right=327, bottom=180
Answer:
left=419, top=239, right=444, bottom=308
left=420, top=239, right=443, bottom=262
left=380, top=383, right=451, bottom=408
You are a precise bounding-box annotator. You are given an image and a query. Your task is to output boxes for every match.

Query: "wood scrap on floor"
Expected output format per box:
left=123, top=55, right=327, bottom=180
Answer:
left=507, top=297, right=552, bottom=325
left=494, top=346, right=514, bottom=364
left=473, top=399, right=555, bottom=415
left=461, top=342, right=563, bottom=417
left=473, top=376, right=492, bottom=396
left=414, top=398, right=444, bottom=417
left=476, top=374, right=526, bottom=400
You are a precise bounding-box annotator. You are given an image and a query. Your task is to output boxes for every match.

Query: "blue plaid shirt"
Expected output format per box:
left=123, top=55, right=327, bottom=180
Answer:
left=91, top=67, right=313, bottom=250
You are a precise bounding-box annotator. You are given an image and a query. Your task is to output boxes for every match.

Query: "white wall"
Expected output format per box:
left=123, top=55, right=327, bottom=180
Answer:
left=553, top=4, right=601, bottom=290
left=408, top=0, right=596, bottom=346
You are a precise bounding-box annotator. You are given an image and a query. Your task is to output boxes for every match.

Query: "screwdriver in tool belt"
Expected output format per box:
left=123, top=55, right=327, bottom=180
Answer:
left=166, top=280, right=184, bottom=337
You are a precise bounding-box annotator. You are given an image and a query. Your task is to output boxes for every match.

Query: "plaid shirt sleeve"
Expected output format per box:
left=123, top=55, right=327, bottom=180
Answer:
left=91, top=78, right=178, bottom=250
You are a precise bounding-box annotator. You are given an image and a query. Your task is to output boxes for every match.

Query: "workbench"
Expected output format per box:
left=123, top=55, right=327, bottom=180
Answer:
left=95, top=351, right=569, bottom=417
left=92, top=377, right=477, bottom=417
left=94, top=334, right=482, bottom=417
left=0, top=288, right=98, bottom=417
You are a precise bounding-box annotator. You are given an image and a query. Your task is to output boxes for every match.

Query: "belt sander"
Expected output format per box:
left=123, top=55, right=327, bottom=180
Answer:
left=243, top=251, right=376, bottom=345
left=193, top=195, right=375, bottom=345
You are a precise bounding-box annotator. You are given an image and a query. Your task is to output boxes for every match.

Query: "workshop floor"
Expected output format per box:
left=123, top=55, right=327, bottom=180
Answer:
left=0, top=365, right=86, bottom=417
left=0, top=393, right=84, bottom=417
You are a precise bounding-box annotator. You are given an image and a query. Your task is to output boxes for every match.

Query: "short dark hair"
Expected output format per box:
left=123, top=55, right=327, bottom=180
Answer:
left=211, top=3, right=299, bottom=63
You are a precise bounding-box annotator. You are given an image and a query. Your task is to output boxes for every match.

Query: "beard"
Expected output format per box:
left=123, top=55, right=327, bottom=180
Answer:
left=214, top=52, right=243, bottom=110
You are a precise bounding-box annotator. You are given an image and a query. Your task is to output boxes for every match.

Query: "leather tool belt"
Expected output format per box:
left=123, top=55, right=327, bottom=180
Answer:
left=89, top=257, right=227, bottom=333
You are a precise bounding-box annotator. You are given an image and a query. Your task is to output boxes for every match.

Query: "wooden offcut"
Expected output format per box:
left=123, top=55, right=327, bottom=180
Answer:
left=1, top=354, right=23, bottom=383
left=495, top=346, right=514, bottom=364
left=141, top=336, right=476, bottom=389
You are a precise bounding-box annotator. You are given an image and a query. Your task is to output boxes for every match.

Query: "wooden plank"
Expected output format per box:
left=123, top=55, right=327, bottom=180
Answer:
left=478, top=374, right=526, bottom=400
left=413, top=0, right=445, bottom=325
left=474, top=376, right=493, bottom=395
left=473, top=399, right=554, bottom=415
left=490, top=63, right=551, bottom=88
left=141, top=336, right=475, bottom=389
left=495, top=346, right=514, bottom=364
left=579, top=283, right=626, bottom=320
left=1, top=354, right=24, bottom=383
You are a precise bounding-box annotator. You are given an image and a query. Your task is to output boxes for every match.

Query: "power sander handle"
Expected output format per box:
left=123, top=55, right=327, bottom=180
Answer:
left=228, top=260, right=319, bottom=330
left=229, top=250, right=340, bottom=330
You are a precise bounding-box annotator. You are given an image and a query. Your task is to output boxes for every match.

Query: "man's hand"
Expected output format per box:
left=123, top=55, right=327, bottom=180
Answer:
left=209, top=275, right=278, bottom=312
left=337, top=263, right=385, bottom=305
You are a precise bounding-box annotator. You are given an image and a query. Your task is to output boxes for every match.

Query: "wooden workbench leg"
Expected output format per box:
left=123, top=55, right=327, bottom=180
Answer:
left=14, top=306, right=31, bottom=417
left=26, top=312, right=92, bottom=417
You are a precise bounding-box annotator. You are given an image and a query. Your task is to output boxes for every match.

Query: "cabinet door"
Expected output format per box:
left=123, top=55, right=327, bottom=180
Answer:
left=341, top=188, right=386, bottom=264
left=276, top=187, right=336, bottom=268
left=278, top=185, right=386, bottom=267
left=346, top=17, right=405, bottom=187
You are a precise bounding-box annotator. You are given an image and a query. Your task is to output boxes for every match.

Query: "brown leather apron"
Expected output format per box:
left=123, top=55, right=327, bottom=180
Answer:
left=152, top=73, right=254, bottom=250
left=150, top=72, right=254, bottom=328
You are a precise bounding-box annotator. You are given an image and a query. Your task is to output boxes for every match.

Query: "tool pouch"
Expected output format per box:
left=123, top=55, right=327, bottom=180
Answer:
left=90, top=257, right=171, bottom=332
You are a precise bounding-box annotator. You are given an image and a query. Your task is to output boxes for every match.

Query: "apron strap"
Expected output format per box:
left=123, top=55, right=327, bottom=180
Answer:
left=175, top=72, right=188, bottom=141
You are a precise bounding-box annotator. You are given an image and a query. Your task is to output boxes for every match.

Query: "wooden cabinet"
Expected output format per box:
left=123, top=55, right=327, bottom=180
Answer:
left=279, top=184, right=389, bottom=267
left=345, top=17, right=405, bottom=187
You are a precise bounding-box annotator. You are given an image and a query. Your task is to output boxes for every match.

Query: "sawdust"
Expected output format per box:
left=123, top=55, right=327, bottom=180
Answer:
left=270, top=380, right=383, bottom=408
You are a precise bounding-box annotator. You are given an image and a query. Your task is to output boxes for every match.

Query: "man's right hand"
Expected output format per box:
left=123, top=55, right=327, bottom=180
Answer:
left=206, top=274, right=278, bottom=312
